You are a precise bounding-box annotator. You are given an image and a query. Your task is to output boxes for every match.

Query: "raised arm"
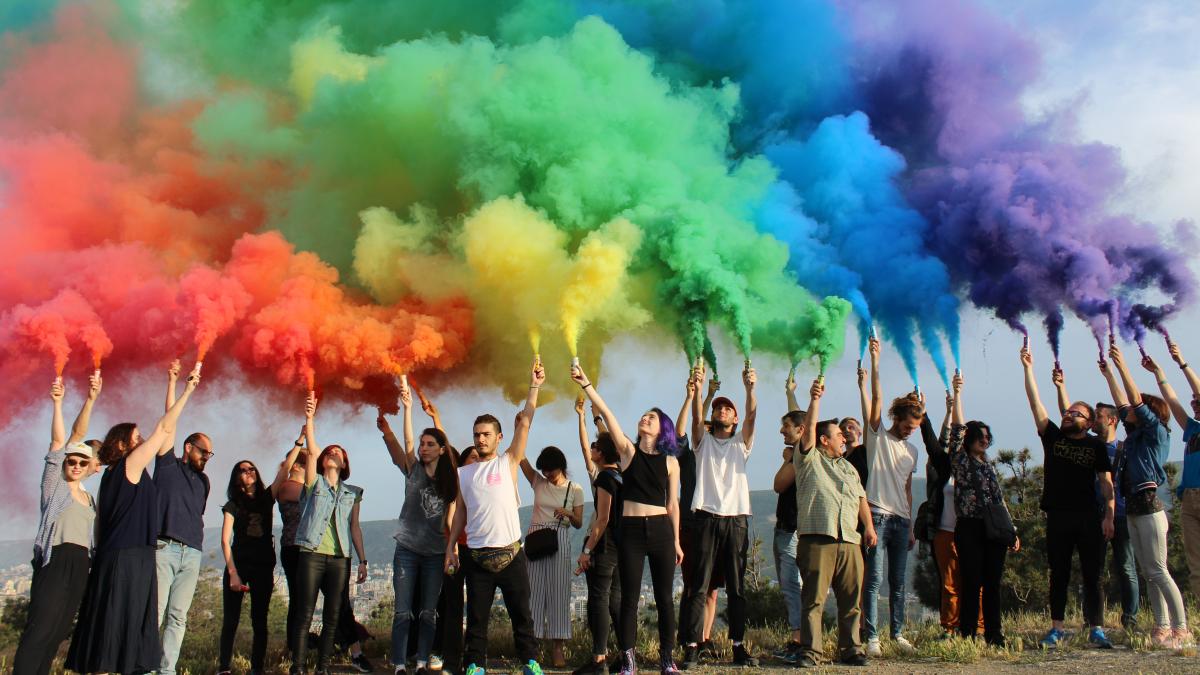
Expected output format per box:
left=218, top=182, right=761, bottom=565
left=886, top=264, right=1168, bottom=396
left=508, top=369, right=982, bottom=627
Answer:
left=165, top=359, right=179, bottom=412
left=868, top=337, right=882, bottom=432
left=377, top=411, right=413, bottom=474
left=1142, top=353, right=1192, bottom=429
left=67, top=372, right=102, bottom=445
left=702, top=376, right=718, bottom=421
left=858, top=361, right=869, bottom=428
left=741, top=365, right=758, bottom=447
left=919, top=393, right=940, bottom=458
left=127, top=369, right=200, bottom=481
left=676, top=373, right=696, bottom=442
left=572, top=363, right=635, bottom=463
left=952, top=371, right=965, bottom=426
left=938, top=389, right=953, bottom=442
left=49, top=379, right=65, bottom=451
left=1052, top=365, right=1070, bottom=417
left=691, top=364, right=707, bottom=446
left=1021, top=346, right=1050, bottom=435
left=160, top=361, right=185, bottom=456
left=413, top=382, right=444, bottom=432
left=1109, top=344, right=1141, bottom=407
left=304, top=392, right=319, bottom=487
left=1099, top=354, right=1129, bottom=408
left=271, top=427, right=306, bottom=496
left=786, top=371, right=800, bottom=412
left=575, top=396, right=596, bottom=479
left=506, top=359, right=544, bottom=468
left=800, top=378, right=824, bottom=451
left=1170, top=341, right=1200, bottom=400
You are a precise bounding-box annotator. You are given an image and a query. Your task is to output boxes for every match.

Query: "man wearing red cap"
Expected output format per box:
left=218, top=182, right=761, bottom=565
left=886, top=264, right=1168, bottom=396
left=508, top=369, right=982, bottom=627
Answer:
left=680, top=363, right=759, bottom=668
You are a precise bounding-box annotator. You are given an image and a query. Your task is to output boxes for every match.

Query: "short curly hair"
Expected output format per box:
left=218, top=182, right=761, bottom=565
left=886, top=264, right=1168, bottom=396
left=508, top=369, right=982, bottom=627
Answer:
left=888, top=393, right=924, bottom=422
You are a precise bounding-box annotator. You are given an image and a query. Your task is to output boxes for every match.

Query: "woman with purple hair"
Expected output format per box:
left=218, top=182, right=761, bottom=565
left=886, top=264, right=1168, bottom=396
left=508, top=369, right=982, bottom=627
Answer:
left=571, top=363, right=684, bottom=675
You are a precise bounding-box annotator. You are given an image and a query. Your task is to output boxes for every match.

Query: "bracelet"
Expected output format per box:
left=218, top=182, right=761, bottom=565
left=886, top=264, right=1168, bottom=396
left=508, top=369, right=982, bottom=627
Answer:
left=581, top=383, right=593, bottom=390
left=359, top=559, right=368, bottom=565
left=1181, top=363, right=1190, bottom=370
left=530, top=385, right=540, bottom=389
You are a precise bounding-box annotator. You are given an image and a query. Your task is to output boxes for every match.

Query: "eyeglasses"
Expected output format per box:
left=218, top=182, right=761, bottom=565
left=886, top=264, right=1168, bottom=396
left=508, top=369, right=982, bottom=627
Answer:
left=1063, top=410, right=1091, bottom=421
left=193, top=446, right=214, bottom=458
left=65, top=458, right=90, bottom=468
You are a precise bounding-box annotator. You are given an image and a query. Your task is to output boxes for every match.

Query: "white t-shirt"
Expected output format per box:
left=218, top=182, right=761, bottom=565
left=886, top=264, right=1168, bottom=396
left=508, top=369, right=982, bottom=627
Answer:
left=938, top=477, right=957, bottom=532
left=530, top=479, right=585, bottom=527
left=692, top=432, right=753, bottom=516
left=864, top=423, right=918, bottom=518
left=458, top=453, right=522, bottom=549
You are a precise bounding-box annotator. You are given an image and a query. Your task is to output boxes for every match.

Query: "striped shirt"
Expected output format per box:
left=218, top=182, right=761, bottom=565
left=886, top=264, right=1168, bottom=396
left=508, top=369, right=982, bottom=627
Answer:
left=793, top=444, right=867, bottom=544
left=34, top=449, right=95, bottom=567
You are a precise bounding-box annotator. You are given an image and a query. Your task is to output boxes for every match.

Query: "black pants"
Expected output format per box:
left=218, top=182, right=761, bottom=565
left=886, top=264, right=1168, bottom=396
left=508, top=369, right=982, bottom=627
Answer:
left=13, top=544, right=90, bottom=675
left=220, top=559, right=275, bottom=670
left=618, top=515, right=676, bottom=657
left=281, top=545, right=301, bottom=653
left=336, top=578, right=362, bottom=650
left=462, top=547, right=537, bottom=667
left=680, top=513, right=748, bottom=644
left=955, top=518, right=1007, bottom=641
left=585, top=537, right=622, bottom=657
left=1046, top=509, right=1104, bottom=625
left=436, top=564, right=467, bottom=673
left=290, top=551, right=350, bottom=671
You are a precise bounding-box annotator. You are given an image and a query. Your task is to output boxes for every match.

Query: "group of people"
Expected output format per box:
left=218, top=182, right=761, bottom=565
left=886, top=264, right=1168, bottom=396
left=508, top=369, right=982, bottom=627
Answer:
left=13, top=334, right=1200, bottom=674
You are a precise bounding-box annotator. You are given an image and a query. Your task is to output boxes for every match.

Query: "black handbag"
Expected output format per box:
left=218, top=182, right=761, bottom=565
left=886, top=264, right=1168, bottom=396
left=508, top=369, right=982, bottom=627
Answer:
left=525, top=482, right=572, bottom=561
left=983, top=501, right=1017, bottom=547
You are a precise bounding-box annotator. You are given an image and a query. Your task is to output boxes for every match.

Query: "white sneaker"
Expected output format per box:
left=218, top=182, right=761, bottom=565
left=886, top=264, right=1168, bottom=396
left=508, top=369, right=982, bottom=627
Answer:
left=866, top=638, right=882, bottom=657
left=894, top=635, right=916, bottom=653
left=429, top=655, right=444, bottom=670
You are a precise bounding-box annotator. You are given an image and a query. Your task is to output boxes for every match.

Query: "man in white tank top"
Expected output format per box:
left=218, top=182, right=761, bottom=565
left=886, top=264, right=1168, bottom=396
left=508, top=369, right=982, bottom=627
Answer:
left=446, top=361, right=545, bottom=675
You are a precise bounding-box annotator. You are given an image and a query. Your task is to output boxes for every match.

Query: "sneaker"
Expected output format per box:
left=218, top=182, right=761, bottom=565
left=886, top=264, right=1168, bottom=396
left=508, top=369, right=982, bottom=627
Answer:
left=680, top=645, right=698, bottom=670
left=619, top=649, right=638, bottom=675
left=352, top=653, right=375, bottom=673
left=522, top=660, right=544, bottom=675
left=698, top=639, right=718, bottom=660
left=659, top=657, right=681, bottom=675
left=1151, top=626, right=1174, bottom=648
left=893, top=635, right=915, bottom=653
left=795, top=654, right=817, bottom=668
left=841, top=653, right=869, bottom=666
left=731, top=644, right=759, bottom=667
left=865, top=638, right=882, bottom=657
left=465, top=665, right=486, bottom=675
left=1039, top=627, right=1065, bottom=649
left=430, top=656, right=444, bottom=670
left=772, top=640, right=800, bottom=659
left=1088, top=627, right=1113, bottom=649
left=394, top=667, right=407, bottom=675
left=1172, top=627, right=1195, bottom=648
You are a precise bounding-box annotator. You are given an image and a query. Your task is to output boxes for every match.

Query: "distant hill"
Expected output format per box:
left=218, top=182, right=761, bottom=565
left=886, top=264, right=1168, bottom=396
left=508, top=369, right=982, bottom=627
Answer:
left=0, top=484, right=928, bottom=577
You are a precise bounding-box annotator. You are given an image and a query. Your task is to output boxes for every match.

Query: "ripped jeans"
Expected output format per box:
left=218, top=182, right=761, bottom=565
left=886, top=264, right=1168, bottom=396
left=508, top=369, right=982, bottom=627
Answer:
left=392, top=543, right=445, bottom=665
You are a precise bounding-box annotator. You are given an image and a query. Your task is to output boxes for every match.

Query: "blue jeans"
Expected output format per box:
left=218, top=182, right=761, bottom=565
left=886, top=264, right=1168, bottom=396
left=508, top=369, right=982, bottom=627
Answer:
left=1110, top=516, right=1140, bottom=625
left=392, top=543, right=445, bottom=665
left=772, top=529, right=803, bottom=631
left=156, top=539, right=202, bottom=675
left=863, top=513, right=910, bottom=640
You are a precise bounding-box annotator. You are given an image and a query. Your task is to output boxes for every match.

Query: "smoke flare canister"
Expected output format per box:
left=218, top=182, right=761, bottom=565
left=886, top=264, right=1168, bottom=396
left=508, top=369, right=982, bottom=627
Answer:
left=400, top=374, right=408, bottom=389
left=1022, top=335, right=1029, bottom=349
left=869, top=324, right=877, bottom=340
left=191, top=361, right=202, bottom=377
left=571, top=356, right=580, bottom=368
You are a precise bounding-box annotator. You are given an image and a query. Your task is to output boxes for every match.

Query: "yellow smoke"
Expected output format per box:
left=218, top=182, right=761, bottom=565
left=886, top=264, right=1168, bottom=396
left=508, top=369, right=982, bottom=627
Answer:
left=560, top=217, right=643, bottom=355
left=290, top=25, right=380, bottom=108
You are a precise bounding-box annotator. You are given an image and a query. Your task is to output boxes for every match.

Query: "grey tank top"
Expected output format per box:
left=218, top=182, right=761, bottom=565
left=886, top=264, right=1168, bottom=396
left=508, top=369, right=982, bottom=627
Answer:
left=52, top=496, right=96, bottom=549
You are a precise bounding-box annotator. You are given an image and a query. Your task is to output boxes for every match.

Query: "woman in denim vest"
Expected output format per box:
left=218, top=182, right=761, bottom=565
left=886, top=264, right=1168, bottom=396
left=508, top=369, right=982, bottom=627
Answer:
left=290, top=393, right=367, bottom=674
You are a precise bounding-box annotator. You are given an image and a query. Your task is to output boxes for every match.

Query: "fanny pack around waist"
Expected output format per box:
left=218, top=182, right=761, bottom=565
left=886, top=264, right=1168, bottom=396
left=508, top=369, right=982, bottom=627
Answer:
left=469, top=541, right=521, bottom=574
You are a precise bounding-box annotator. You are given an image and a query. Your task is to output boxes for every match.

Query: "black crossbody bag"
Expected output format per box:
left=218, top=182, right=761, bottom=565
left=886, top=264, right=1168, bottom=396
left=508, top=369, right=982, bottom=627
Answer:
left=524, top=482, right=572, bottom=561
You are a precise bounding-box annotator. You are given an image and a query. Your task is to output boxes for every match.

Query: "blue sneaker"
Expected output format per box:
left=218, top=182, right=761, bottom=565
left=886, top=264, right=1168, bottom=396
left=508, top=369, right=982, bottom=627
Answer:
left=1039, top=627, right=1066, bottom=649
left=522, top=660, right=544, bottom=675
left=1088, top=627, right=1114, bottom=649
left=465, top=665, right=486, bottom=675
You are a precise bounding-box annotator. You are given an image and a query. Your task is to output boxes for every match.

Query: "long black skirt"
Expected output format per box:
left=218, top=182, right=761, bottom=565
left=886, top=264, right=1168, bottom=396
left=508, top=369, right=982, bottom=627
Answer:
left=66, top=546, right=161, bottom=674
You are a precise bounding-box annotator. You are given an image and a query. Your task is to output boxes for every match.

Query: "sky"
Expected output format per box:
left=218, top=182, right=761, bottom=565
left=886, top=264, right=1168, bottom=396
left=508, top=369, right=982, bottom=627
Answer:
left=5, top=0, right=1200, bottom=541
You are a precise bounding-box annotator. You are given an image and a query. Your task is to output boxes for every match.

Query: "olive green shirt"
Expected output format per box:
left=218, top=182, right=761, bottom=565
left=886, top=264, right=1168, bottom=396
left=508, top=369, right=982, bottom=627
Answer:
left=793, top=444, right=867, bottom=544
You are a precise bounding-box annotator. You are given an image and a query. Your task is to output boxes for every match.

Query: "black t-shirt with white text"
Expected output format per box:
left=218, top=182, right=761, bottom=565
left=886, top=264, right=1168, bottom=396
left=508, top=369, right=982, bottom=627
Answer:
left=1039, top=421, right=1112, bottom=513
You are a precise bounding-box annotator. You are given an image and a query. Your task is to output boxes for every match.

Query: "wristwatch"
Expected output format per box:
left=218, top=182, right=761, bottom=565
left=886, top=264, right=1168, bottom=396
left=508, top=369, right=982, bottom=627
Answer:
left=581, top=546, right=592, bottom=555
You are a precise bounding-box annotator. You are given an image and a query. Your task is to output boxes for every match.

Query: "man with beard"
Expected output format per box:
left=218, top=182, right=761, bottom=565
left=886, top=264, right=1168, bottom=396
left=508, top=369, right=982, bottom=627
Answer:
left=154, top=360, right=213, bottom=675
left=1021, top=346, right=1116, bottom=649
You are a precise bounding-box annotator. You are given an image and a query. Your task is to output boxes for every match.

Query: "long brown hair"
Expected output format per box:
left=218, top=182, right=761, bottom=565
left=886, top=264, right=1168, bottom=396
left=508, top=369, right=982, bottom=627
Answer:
left=1141, top=394, right=1171, bottom=429
left=421, top=428, right=459, bottom=504
left=98, top=423, right=138, bottom=465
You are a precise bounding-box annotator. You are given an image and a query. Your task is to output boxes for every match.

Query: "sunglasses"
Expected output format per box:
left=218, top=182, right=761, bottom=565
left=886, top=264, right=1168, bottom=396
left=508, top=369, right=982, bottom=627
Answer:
left=1063, top=410, right=1091, bottom=421
left=65, top=458, right=91, bottom=468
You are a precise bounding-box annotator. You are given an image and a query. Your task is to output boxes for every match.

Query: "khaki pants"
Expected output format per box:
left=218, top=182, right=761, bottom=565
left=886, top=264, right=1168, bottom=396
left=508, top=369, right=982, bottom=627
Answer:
left=796, top=535, right=864, bottom=662
left=1180, top=489, right=1200, bottom=599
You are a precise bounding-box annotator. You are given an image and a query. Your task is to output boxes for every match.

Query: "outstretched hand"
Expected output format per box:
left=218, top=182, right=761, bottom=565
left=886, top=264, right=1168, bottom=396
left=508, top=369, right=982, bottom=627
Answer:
left=1169, top=341, right=1185, bottom=366
left=869, top=336, right=881, bottom=360
left=1051, top=367, right=1063, bottom=387
left=1019, top=346, right=1033, bottom=368
left=168, top=359, right=181, bottom=380
left=809, top=379, right=825, bottom=400
left=184, top=370, right=201, bottom=393
left=570, top=362, right=589, bottom=388
left=574, top=396, right=586, bottom=415
left=531, top=359, right=546, bottom=388
left=305, top=392, right=318, bottom=420
left=50, top=379, right=64, bottom=402
left=376, top=413, right=392, bottom=435
left=1141, top=353, right=1162, bottom=375
left=743, top=366, right=757, bottom=390
left=399, top=385, right=413, bottom=409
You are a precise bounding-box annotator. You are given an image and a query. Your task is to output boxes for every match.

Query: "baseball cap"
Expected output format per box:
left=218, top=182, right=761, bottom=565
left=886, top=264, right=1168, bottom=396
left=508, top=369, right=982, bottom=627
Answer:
left=64, top=441, right=95, bottom=460
left=711, top=396, right=738, bottom=417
